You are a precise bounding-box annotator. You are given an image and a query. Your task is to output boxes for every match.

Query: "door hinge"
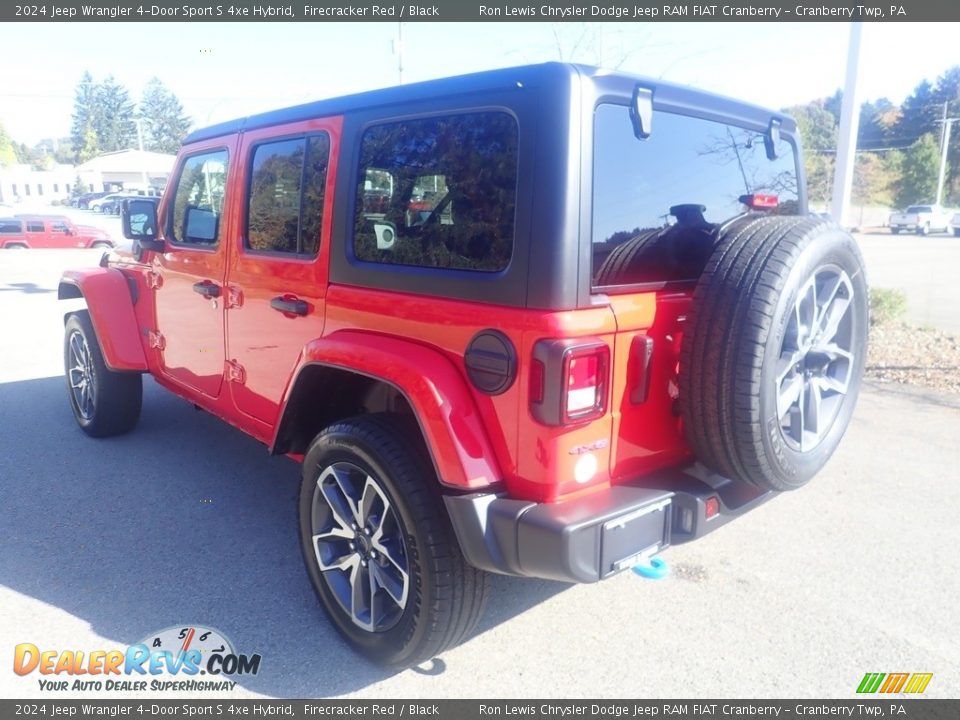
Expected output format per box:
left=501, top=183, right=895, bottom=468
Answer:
left=147, top=330, right=165, bottom=351
left=225, top=286, right=244, bottom=309
left=145, top=270, right=163, bottom=289
left=225, top=359, right=246, bottom=384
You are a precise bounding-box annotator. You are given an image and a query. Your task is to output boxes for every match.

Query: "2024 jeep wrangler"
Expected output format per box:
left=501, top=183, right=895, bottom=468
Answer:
left=60, top=63, right=867, bottom=668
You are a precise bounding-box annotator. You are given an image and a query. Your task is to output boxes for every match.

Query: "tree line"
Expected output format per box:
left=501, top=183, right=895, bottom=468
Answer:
left=0, top=73, right=191, bottom=171
left=787, top=66, right=960, bottom=209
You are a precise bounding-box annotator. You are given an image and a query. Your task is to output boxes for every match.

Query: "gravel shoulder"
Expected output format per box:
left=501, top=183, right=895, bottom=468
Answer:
left=867, top=322, right=960, bottom=395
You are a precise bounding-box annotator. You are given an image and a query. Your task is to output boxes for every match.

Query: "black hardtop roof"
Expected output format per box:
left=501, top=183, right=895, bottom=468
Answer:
left=184, top=62, right=796, bottom=144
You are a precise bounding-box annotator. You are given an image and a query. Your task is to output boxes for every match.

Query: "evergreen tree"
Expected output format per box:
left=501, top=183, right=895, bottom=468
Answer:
left=894, top=133, right=940, bottom=207
left=95, top=75, right=137, bottom=152
left=138, top=78, right=192, bottom=154
left=70, top=72, right=102, bottom=163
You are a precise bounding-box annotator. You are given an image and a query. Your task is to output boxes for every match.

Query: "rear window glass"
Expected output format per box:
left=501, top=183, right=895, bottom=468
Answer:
left=592, top=104, right=799, bottom=287
left=353, top=111, right=518, bottom=273
left=905, top=206, right=931, bottom=214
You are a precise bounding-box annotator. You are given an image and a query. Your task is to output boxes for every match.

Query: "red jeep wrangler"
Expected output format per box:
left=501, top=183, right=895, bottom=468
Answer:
left=1, top=215, right=114, bottom=250
left=59, top=64, right=867, bottom=668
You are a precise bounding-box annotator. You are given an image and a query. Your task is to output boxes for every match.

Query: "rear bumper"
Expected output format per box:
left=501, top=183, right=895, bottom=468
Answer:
left=444, top=465, right=773, bottom=583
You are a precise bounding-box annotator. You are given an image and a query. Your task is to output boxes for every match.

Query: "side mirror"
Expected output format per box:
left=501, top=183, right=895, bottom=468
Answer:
left=122, top=198, right=164, bottom=253
left=183, top=206, right=218, bottom=244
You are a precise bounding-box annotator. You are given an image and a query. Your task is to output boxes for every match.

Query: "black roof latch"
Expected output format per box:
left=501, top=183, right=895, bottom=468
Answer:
left=630, top=86, right=654, bottom=140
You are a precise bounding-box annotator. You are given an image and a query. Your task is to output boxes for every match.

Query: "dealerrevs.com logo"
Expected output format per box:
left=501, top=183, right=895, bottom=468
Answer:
left=13, top=625, right=261, bottom=692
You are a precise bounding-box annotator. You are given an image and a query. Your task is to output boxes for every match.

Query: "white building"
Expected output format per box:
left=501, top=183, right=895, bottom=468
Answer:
left=0, top=163, right=78, bottom=204
left=75, top=149, right=176, bottom=194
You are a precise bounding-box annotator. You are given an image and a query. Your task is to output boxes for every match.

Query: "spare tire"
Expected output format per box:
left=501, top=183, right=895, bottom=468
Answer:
left=679, top=215, right=868, bottom=491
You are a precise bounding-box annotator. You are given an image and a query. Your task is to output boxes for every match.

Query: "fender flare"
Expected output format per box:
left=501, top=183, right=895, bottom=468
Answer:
left=58, top=268, right=147, bottom=372
left=273, top=331, right=501, bottom=491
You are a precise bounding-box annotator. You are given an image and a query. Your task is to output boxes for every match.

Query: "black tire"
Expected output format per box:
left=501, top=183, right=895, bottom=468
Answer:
left=91, top=241, right=112, bottom=249
left=953, top=229, right=960, bottom=237
left=5, top=244, right=28, bottom=250
left=918, top=223, right=929, bottom=236
left=679, top=216, right=868, bottom=492
left=64, top=311, right=142, bottom=437
left=298, top=414, right=488, bottom=668
left=890, top=227, right=900, bottom=235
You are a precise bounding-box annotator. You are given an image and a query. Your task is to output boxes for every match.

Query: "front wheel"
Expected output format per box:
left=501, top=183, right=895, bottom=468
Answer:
left=298, top=414, right=488, bottom=668
left=890, top=227, right=900, bottom=235
left=64, top=312, right=142, bottom=437
left=918, top=223, right=930, bottom=236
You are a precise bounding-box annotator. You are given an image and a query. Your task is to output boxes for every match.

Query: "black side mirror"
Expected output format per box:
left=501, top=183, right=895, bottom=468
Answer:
left=122, top=198, right=164, bottom=254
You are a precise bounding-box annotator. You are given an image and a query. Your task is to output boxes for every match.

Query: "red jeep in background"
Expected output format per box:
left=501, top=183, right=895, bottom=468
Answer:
left=1, top=215, right=114, bottom=250
left=58, top=64, right=868, bottom=668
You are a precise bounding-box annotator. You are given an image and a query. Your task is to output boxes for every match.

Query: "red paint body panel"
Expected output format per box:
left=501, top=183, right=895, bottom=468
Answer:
left=276, top=329, right=501, bottom=490
left=226, top=117, right=342, bottom=426
left=59, top=268, right=147, bottom=371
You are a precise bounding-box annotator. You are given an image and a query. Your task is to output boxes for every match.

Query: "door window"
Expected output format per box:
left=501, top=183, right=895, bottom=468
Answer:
left=245, top=134, right=329, bottom=256
left=169, top=149, right=229, bottom=247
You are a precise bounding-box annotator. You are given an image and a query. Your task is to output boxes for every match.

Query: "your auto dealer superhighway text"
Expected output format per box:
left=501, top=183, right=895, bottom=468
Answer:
left=479, top=4, right=892, bottom=18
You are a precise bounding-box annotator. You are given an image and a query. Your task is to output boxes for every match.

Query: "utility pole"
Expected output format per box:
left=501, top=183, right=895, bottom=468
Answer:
left=935, top=101, right=957, bottom=206
left=134, top=119, right=149, bottom=189
left=831, top=22, right=864, bottom=228
left=395, top=22, right=404, bottom=85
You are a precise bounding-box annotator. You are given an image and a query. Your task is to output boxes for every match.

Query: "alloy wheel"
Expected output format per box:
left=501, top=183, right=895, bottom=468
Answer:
left=67, top=330, right=96, bottom=420
left=310, top=461, right=410, bottom=632
left=775, top=266, right=857, bottom=452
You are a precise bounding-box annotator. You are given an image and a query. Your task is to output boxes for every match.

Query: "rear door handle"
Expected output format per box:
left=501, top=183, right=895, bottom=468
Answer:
left=270, top=296, right=309, bottom=316
left=192, top=281, right=221, bottom=298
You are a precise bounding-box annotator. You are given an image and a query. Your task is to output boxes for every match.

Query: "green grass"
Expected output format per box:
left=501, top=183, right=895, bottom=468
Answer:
left=869, top=287, right=907, bottom=326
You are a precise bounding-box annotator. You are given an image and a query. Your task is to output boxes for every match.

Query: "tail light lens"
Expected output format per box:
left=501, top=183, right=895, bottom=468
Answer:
left=531, top=339, right=610, bottom=426
left=563, top=346, right=609, bottom=422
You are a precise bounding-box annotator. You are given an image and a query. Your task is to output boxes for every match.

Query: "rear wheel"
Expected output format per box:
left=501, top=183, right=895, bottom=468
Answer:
left=298, top=414, right=488, bottom=668
left=679, top=216, right=868, bottom=491
left=64, top=312, right=142, bottom=437
left=91, top=241, right=112, bottom=249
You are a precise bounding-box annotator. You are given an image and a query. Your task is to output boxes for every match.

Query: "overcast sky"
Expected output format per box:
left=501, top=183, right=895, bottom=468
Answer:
left=0, top=22, right=956, bottom=146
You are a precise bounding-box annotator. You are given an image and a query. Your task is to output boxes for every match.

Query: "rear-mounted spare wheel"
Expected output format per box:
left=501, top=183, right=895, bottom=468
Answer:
left=679, top=216, right=868, bottom=491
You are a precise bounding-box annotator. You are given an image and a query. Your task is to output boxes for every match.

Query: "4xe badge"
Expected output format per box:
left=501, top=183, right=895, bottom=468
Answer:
left=13, top=625, right=262, bottom=692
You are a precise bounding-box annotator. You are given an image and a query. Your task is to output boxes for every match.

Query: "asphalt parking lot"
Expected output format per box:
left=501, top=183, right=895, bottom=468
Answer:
left=0, top=224, right=958, bottom=699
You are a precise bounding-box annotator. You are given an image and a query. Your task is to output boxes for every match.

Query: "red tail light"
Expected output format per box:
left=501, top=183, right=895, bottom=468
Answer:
left=531, top=339, right=610, bottom=426
left=563, top=346, right=609, bottom=423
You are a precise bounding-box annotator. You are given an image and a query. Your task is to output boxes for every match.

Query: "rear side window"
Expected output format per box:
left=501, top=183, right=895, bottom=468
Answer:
left=170, top=149, right=229, bottom=246
left=26, top=222, right=44, bottom=232
left=592, top=104, right=799, bottom=287
left=246, top=134, right=329, bottom=256
left=0, top=220, right=22, bottom=234
left=353, top=111, right=519, bottom=273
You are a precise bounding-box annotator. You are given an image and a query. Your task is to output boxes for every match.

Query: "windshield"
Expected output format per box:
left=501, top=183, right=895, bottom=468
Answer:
left=592, top=103, right=800, bottom=287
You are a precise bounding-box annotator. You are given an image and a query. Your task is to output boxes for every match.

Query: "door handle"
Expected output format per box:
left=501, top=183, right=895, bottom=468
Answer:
left=192, top=281, right=221, bottom=299
left=270, top=296, right=309, bottom=317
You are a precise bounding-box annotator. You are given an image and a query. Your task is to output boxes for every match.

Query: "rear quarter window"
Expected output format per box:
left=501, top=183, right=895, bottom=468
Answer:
left=592, top=104, right=799, bottom=288
left=352, top=111, right=519, bottom=273
left=0, top=220, right=23, bottom=234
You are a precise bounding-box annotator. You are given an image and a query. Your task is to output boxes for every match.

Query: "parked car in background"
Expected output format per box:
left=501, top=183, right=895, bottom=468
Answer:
left=88, top=194, right=130, bottom=214
left=950, top=213, right=960, bottom=237
left=889, top=204, right=952, bottom=235
left=0, top=215, right=114, bottom=249
left=72, top=192, right=111, bottom=209
left=97, top=195, right=138, bottom=215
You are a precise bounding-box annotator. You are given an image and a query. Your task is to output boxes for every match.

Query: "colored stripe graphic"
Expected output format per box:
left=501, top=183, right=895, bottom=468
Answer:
left=880, top=673, right=909, bottom=693
left=903, top=673, right=933, bottom=694
left=857, top=672, right=933, bottom=694
left=857, top=673, right=885, bottom=693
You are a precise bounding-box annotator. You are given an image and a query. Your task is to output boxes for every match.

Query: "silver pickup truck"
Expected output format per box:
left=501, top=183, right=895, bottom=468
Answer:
left=889, top=204, right=953, bottom=235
